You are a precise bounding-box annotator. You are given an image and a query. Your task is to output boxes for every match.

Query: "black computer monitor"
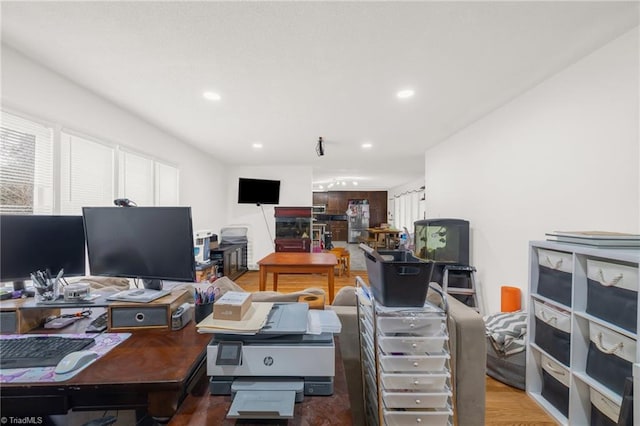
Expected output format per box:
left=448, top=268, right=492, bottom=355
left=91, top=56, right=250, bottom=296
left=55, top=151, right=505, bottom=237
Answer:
left=0, top=215, right=86, bottom=291
left=82, top=207, right=196, bottom=289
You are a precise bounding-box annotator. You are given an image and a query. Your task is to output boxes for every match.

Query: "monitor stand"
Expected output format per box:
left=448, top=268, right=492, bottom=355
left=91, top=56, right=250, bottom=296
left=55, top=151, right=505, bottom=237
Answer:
left=142, top=279, right=163, bottom=291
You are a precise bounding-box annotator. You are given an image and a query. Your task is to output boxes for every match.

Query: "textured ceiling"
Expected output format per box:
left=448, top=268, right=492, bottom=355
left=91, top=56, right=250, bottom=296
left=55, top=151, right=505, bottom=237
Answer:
left=2, top=1, right=638, bottom=190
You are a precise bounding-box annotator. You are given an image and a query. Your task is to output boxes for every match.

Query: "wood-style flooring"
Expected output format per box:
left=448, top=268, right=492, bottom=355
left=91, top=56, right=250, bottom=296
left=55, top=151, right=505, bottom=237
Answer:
left=232, top=270, right=556, bottom=425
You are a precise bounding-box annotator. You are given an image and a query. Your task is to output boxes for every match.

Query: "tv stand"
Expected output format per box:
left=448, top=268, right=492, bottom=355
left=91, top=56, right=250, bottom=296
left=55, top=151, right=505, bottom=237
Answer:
left=210, top=243, right=248, bottom=281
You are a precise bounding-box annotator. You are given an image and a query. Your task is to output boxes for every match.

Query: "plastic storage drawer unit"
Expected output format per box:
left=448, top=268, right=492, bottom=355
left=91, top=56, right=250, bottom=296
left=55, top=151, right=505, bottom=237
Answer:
left=534, top=300, right=571, bottom=366
left=587, top=259, right=638, bottom=333
left=537, top=249, right=573, bottom=307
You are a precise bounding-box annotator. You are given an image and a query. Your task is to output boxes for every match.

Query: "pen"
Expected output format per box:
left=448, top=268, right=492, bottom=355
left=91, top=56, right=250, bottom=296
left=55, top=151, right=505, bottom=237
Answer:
left=54, top=268, right=64, bottom=285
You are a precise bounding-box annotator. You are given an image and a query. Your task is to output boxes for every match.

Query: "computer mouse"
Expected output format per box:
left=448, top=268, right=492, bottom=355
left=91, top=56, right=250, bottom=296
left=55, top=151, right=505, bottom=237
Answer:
left=54, top=350, right=99, bottom=374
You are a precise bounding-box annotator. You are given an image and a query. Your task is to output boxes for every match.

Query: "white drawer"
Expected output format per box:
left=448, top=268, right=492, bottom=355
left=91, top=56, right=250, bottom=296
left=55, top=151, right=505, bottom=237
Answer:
left=383, top=408, right=452, bottom=426
left=377, top=315, right=444, bottom=335
left=380, top=372, right=449, bottom=391
left=378, top=334, right=448, bottom=354
left=379, top=354, right=449, bottom=373
left=382, top=390, right=451, bottom=409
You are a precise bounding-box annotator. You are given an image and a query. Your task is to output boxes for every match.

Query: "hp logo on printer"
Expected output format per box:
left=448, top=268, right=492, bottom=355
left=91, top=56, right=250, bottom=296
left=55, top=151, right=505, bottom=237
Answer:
left=263, top=356, right=274, bottom=366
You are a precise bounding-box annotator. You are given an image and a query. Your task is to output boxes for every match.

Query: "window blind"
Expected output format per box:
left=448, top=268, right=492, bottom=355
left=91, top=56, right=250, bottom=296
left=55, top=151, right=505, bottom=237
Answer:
left=60, top=132, right=115, bottom=214
left=0, top=111, right=53, bottom=214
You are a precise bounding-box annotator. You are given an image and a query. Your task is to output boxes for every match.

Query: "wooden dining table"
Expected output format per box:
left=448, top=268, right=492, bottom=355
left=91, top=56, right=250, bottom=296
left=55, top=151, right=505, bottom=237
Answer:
left=257, top=252, right=338, bottom=303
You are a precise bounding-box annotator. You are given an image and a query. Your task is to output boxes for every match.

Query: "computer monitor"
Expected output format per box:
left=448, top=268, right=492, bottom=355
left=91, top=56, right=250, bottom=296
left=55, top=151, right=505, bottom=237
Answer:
left=0, top=215, right=86, bottom=291
left=82, top=207, right=196, bottom=289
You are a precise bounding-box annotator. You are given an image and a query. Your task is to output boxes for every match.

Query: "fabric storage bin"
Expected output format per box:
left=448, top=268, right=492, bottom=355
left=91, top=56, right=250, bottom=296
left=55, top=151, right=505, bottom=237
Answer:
left=587, top=259, right=638, bottom=333
left=534, top=300, right=571, bottom=366
left=540, top=353, right=570, bottom=417
left=586, top=322, right=635, bottom=396
left=590, top=386, right=620, bottom=426
left=537, top=249, right=573, bottom=306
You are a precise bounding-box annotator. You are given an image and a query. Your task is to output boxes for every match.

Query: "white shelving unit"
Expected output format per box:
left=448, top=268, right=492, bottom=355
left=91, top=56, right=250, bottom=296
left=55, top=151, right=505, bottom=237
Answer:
left=526, top=240, right=640, bottom=425
left=356, top=278, right=453, bottom=426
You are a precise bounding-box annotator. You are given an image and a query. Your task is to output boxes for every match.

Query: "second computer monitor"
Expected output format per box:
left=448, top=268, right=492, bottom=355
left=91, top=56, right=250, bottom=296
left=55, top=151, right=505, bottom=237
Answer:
left=82, top=207, right=196, bottom=288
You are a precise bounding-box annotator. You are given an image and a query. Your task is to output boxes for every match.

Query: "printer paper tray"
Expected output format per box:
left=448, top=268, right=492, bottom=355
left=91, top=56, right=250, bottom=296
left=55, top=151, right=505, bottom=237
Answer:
left=228, top=390, right=295, bottom=419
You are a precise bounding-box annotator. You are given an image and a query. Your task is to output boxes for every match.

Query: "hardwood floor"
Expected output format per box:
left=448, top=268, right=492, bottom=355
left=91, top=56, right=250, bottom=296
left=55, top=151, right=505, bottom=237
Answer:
left=232, top=270, right=556, bottom=425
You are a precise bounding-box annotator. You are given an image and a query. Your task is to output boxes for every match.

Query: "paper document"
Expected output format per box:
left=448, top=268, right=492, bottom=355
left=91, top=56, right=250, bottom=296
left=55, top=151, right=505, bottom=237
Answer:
left=307, top=309, right=342, bottom=335
left=196, top=302, right=273, bottom=334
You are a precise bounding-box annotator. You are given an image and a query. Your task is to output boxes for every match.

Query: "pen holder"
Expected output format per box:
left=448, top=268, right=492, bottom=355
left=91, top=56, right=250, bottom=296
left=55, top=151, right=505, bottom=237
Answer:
left=194, top=302, right=214, bottom=324
left=35, top=279, right=60, bottom=303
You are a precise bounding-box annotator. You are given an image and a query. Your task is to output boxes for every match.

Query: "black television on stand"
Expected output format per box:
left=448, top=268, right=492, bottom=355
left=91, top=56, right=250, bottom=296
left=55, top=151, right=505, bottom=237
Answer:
left=0, top=215, right=87, bottom=291
left=238, top=177, right=280, bottom=205
left=414, top=218, right=470, bottom=285
left=82, top=207, right=196, bottom=290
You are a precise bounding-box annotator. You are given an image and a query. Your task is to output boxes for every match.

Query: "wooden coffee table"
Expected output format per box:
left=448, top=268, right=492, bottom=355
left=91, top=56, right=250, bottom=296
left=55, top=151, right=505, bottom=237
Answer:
left=257, top=252, right=338, bottom=303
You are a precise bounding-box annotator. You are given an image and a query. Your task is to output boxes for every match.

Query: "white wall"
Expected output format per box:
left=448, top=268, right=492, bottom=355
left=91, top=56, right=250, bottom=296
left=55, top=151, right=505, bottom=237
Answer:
left=224, top=165, right=313, bottom=268
left=1, top=45, right=227, bottom=232
left=425, top=28, right=639, bottom=314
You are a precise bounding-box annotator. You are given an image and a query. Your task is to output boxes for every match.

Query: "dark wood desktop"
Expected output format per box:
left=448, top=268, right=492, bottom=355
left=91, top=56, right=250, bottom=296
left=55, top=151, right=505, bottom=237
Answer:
left=1, top=320, right=212, bottom=424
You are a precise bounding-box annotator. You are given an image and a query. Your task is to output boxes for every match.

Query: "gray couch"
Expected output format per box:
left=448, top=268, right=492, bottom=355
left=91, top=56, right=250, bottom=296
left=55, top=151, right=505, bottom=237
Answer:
left=330, top=284, right=486, bottom=426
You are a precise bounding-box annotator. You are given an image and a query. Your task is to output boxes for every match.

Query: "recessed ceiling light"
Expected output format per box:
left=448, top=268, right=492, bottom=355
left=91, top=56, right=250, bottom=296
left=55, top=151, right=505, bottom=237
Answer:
left=362, top=143, right=372, bottom=149
left=353, top=181, right=358, bottom=186
left=203, top=91, right=221, bottom=101
left=252, top=143, right=263, bottom=149
left=396, top=89, right=415, bottom=99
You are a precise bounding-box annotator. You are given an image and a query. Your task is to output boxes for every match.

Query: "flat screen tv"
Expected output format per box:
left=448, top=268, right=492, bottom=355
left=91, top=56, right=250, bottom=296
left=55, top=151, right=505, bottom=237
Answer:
left=0, top=215, right=86, bottom=290
left=238, top=177, right=280, bottom=205
left=82, top=207, right=196, bottom=289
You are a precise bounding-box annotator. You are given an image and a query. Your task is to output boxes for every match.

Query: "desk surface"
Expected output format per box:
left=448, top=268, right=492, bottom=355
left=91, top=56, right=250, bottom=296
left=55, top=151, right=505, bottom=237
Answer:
left=1, top=321, right=212, bottom=420
left=168, top=338, right=352, bottom=425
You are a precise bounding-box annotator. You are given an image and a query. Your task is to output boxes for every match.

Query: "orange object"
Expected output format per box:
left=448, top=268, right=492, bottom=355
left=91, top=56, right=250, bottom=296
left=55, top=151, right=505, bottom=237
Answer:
left=501, top=286, right=521, bottom=312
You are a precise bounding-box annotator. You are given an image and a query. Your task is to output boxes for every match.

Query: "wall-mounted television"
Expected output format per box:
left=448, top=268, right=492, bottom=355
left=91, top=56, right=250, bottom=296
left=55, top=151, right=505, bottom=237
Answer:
left=238, top=177, right=280, bottom=205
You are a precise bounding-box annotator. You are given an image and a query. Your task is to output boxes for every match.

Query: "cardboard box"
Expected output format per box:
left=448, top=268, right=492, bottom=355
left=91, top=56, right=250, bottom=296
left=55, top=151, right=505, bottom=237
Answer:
left=213, top=291, right=252, bottom=321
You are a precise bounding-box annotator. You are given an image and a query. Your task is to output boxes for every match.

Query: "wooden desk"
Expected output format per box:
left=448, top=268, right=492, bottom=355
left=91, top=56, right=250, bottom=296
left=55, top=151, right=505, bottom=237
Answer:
left=0, top=322, right=212, bottom=423
left=257, top=252, right=337, bottom=303
left=168, top=338, right=352, bottom=425
left=367, top=227, right=401, bottom=249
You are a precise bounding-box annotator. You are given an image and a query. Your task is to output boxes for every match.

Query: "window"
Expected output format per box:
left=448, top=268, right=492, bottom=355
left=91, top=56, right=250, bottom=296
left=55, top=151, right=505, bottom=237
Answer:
left=0, top=111, right=53, bottom=214
left=0, top=109, right=180, bottom=215
left=60, top=132, right=115, bottom=214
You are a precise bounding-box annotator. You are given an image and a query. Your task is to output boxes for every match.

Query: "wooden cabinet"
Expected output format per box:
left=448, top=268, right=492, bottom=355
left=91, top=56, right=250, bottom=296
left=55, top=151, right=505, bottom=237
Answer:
left=526, top=241, right=639, bottom=425
left=313, top=191, right=388, bottom=241
left=210, top=243, right=247, bottom=281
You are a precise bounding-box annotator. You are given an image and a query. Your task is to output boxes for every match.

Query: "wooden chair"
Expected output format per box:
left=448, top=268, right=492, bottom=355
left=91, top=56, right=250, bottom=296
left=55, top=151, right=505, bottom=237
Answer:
left=328, top=248, right=349, bottom=277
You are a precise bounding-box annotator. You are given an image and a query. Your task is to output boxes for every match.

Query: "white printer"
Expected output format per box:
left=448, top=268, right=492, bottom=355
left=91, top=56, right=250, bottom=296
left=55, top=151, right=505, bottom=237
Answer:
left=206, top=303, right=335, bottom=420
